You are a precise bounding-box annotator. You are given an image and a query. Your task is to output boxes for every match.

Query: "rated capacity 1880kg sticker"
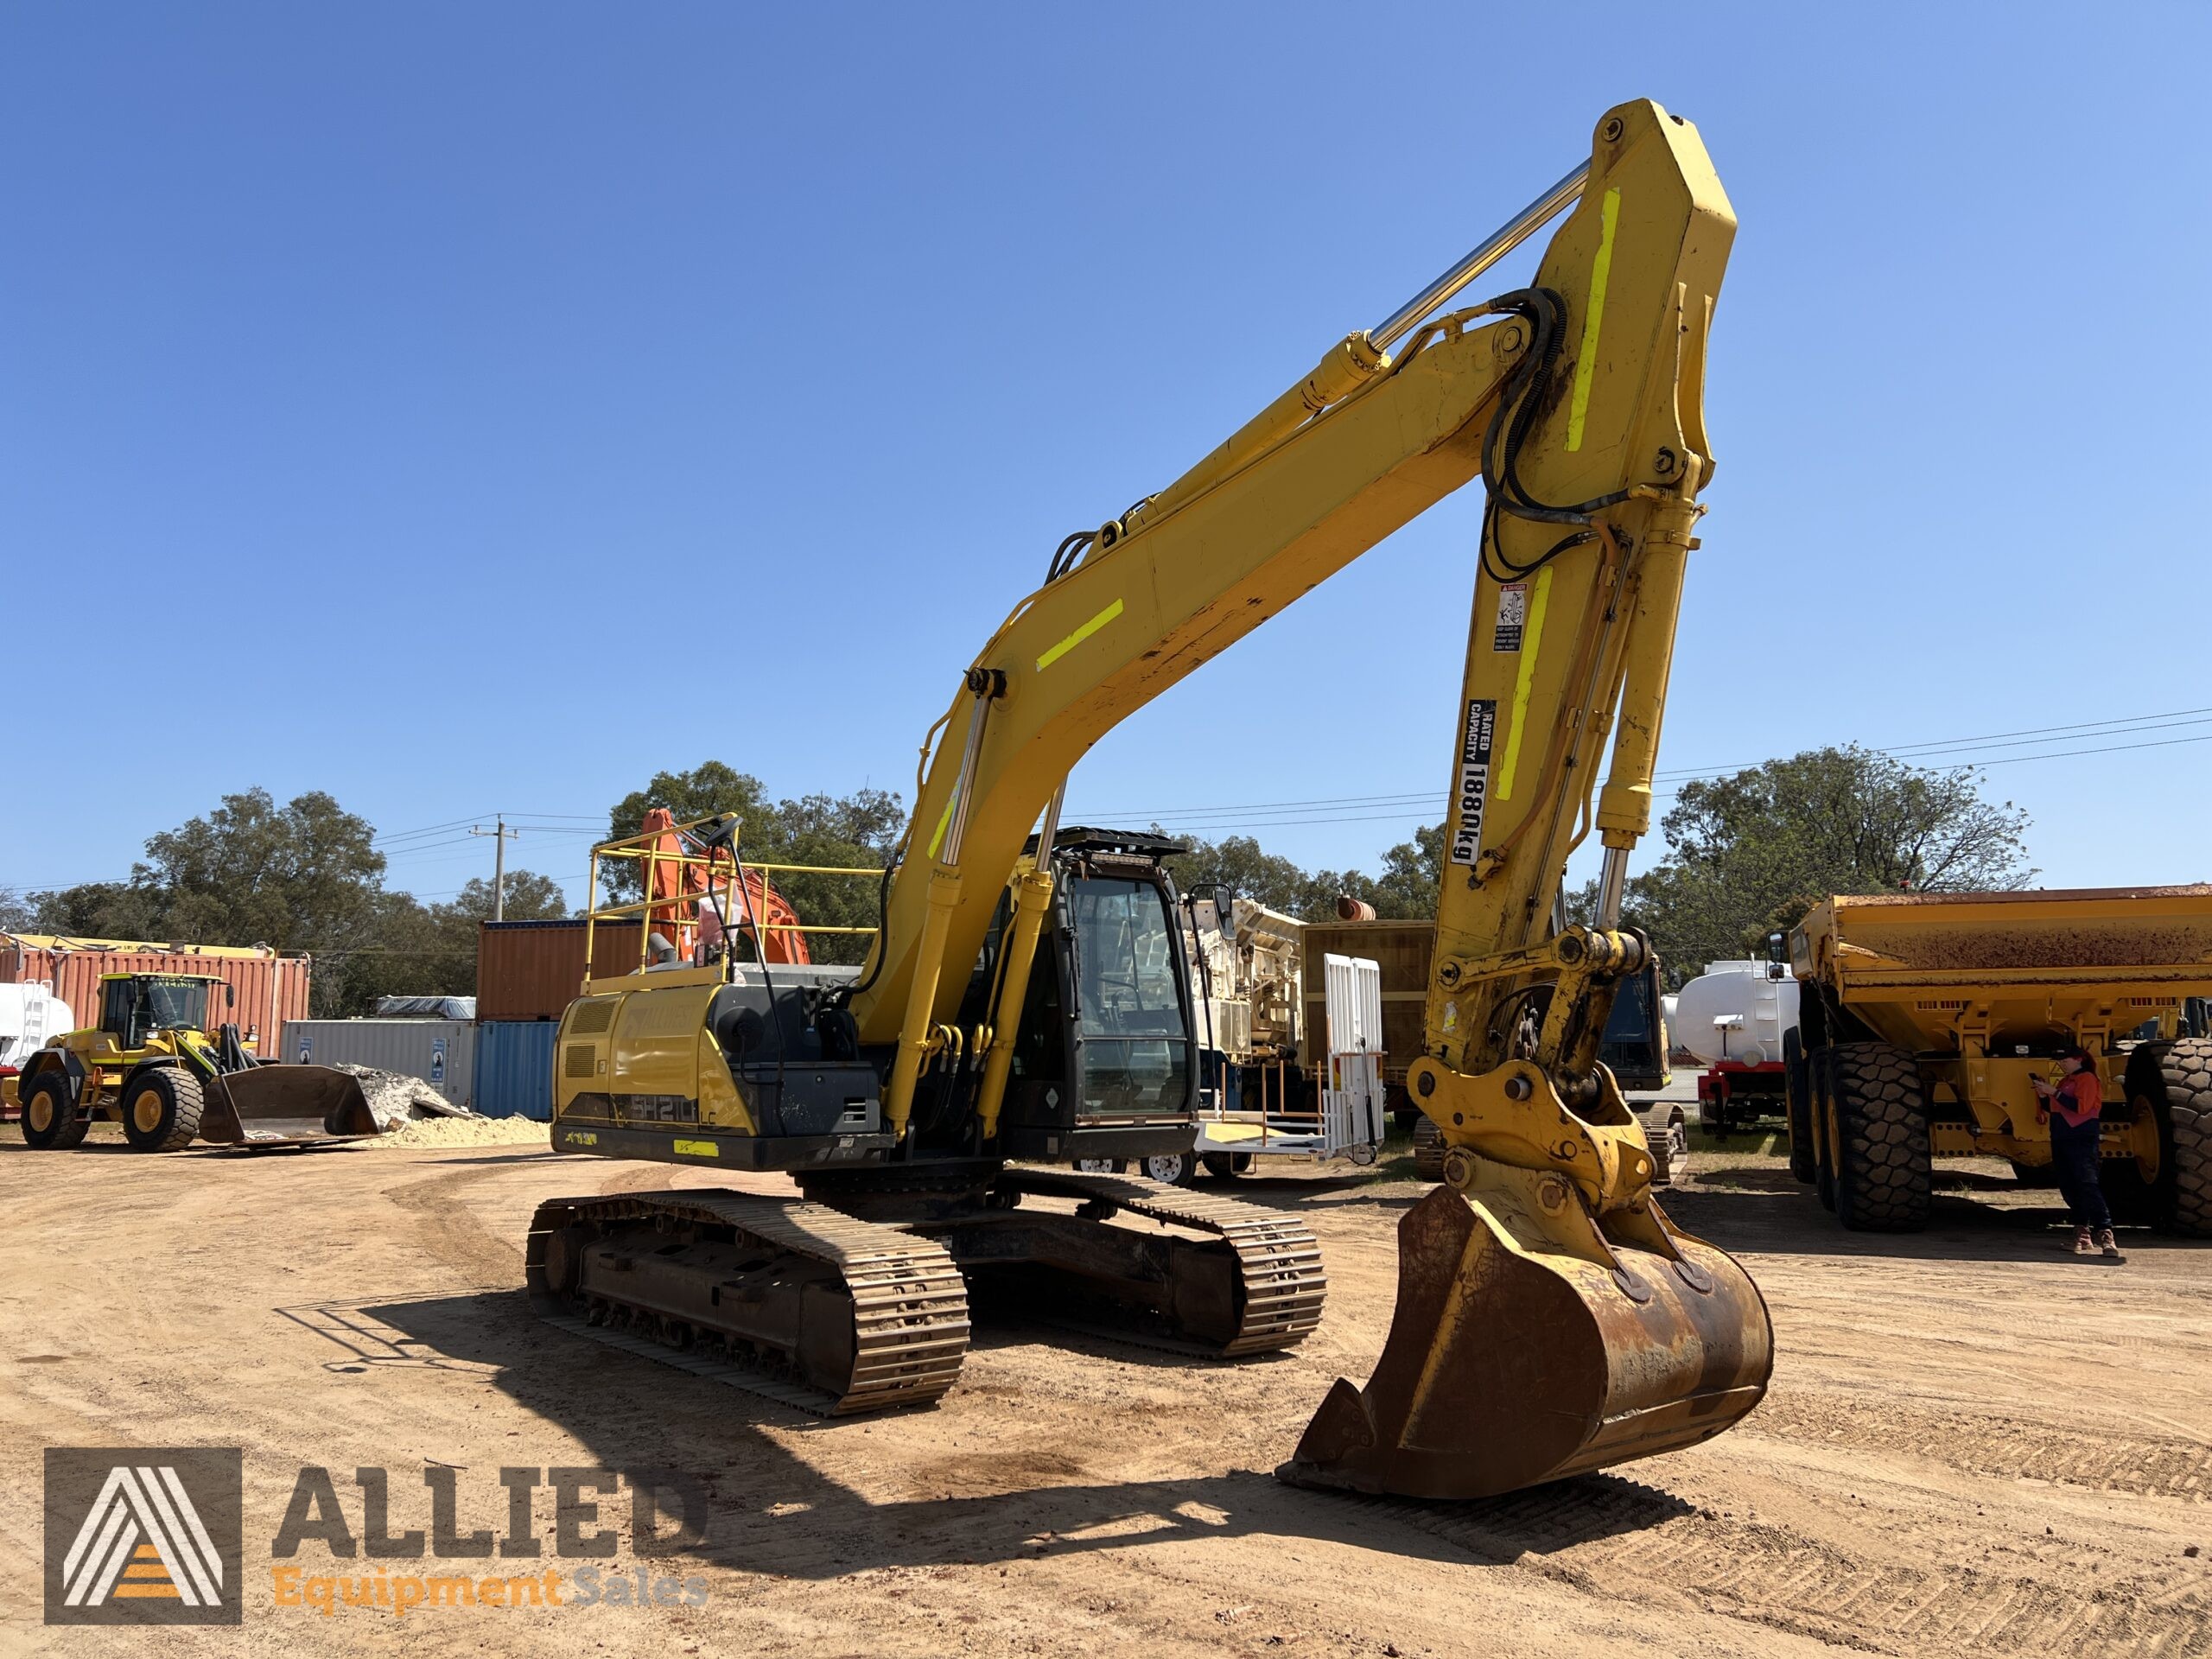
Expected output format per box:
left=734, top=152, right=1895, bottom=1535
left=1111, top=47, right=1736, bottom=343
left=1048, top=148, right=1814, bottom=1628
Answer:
left=1448, top=698, right=1497, bottom=868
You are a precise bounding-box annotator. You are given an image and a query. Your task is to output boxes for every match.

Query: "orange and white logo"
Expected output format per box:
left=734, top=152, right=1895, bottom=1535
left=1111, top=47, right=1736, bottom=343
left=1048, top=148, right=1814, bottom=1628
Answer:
left=44, top=1447, right=242, bottom=1626
left=62, top=1464, right=226, bottom=1608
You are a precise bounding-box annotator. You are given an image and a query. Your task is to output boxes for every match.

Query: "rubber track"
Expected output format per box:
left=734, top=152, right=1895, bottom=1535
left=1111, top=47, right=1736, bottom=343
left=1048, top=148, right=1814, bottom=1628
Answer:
left=998, top=1169, right=1326, bottom=1355
left=526, top=1191, right=970, bottom=1416
left=2149, top=1037, right=2212, bottom=1236
left=1830, top=1041, right=1932, bottom=1232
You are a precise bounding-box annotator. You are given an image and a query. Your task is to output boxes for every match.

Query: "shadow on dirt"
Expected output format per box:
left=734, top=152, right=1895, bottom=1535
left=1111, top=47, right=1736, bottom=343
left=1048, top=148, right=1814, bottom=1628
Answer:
left=1662, top=1166, right=2196, bottom=1263
left=344, top=1286, right=1689, bottom=1579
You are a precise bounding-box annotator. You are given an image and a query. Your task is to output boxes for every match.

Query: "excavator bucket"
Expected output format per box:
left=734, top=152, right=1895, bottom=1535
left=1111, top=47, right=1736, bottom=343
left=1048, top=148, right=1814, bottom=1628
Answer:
left=1281, top=1182, right=1770, bottom=1499
left=201, top=1065, right=381, bottom=1147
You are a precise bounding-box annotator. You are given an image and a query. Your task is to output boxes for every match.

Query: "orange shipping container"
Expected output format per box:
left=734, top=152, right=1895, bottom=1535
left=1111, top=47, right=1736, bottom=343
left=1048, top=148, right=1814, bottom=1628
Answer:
left=0, top=934, right=312, bottom=1056
left=476, top=919, right=645, bottom=1022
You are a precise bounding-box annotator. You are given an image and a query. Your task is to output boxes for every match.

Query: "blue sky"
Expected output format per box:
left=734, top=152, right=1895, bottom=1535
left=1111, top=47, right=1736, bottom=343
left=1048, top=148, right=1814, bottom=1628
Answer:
left=5, top=3, right=2207, bottom=912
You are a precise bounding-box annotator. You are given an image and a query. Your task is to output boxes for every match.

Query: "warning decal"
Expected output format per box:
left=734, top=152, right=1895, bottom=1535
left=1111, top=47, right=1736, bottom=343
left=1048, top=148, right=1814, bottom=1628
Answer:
left=1492, top=583, right=1529, bottom=652
left=1448, top=698, right=1497, bottom=868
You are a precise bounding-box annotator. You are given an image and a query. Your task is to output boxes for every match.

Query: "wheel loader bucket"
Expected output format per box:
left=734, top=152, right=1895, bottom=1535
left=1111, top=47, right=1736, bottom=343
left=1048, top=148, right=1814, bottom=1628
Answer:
left=1281, top=1183, right=1770, bottom=1499
left=201, top=1066, right=381, bottom=1147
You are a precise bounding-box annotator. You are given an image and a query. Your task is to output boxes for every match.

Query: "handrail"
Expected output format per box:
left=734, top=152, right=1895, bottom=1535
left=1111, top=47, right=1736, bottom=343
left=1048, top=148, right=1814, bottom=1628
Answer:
left=581, top=814, right=888, bottom=990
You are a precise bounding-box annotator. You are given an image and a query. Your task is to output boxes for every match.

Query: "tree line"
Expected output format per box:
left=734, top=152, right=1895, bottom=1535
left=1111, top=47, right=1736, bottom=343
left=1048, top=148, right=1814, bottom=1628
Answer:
left=1172, top=745, right=2032, bottom=986
left=0, top=746, right=2033, bottom=1013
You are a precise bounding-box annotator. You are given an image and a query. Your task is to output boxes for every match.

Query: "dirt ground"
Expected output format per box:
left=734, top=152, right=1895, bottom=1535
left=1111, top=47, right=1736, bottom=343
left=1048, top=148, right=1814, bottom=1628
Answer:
left=3, top=1114, right=2209, bottom=1658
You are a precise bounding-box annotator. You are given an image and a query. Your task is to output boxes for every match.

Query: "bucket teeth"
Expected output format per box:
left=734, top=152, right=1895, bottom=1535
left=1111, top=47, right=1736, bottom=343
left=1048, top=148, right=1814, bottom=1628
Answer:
left=1279, top=1183, right=1771, bottom=1500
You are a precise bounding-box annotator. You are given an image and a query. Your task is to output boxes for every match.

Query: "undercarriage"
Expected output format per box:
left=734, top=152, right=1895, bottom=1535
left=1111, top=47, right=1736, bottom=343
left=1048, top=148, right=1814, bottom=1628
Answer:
left=524, top=1166, right=1325, bottom=1413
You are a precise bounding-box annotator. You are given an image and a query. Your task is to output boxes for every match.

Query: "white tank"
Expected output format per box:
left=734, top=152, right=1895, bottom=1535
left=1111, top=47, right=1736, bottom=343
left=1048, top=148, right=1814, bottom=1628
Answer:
left=1675, top=960, right=1799, bottom=1068
left=0, top=982, right=75, bottom=1070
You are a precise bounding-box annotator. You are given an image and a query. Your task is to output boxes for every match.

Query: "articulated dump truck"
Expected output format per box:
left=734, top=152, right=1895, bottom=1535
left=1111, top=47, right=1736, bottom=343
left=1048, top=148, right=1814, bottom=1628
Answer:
left=1785, top=887, right=2212, bottom=1233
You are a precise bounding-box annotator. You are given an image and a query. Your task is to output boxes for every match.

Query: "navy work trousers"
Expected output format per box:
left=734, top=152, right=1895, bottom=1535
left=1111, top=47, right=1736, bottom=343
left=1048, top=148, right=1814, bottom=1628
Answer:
left=2050, top=1114, right=2111, bottom=1231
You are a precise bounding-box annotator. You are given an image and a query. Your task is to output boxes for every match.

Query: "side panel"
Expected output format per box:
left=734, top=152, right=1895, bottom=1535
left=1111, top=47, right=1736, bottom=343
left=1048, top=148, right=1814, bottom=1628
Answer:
left=474, top=1020, right=559, bottom=1121
left=278, top=1018, right=476, bottom=1109
left=477, top=919, right=646, bottom=1020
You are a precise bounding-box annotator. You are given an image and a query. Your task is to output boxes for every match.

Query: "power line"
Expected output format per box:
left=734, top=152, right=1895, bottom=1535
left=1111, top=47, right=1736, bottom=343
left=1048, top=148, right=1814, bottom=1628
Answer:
left=1071, top=702, right=2212, bottom=829
left=1651, top=707, right=2212, bottom=781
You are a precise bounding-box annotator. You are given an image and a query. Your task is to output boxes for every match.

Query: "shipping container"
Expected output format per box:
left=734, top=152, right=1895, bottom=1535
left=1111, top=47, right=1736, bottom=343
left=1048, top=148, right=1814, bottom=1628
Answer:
left=1300, top=919, right=1433, bottom=1095
left=475, top=919, right=645, bottom=1022
left=281, top=1019, right=476, bottom=1109
left=0, top=934, right=311, bottom=1058
left=474, top=1020, right=558, bottom=1121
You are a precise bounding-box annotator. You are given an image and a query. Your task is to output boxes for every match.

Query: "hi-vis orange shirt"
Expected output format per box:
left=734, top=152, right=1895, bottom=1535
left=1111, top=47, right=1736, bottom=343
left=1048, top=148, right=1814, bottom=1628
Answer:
left=2050, top=1071, right=2103, bottom=1128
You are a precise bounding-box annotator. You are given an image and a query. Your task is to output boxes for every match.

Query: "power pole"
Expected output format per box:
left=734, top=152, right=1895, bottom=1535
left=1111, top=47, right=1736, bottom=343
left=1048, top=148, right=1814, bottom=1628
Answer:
left=470, top=816, right=521, bottom=920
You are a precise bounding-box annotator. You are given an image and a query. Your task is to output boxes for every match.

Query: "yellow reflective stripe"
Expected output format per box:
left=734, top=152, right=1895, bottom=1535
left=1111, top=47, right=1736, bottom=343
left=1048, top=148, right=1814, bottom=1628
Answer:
left=1034, top=596, right=1124, bottom=671
left=925, top=791, right=957, bottom=861
left=672, top=1138, right=717, bottom=1158
left=1564, top=188, right=1619, bottom=454
left=1494, top=566, right=1553, bottom=801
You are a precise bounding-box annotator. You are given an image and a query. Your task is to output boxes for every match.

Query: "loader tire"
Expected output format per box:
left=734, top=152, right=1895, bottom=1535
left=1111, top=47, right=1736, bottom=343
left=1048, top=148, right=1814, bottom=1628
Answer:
left=121, top=1065, right=204, bottom=1153
left=1829, top=1041, right=1931, bottom=1232
left=1784, top=1028, right=1816, bottom=1184
left=19, top=1073, right=88, bottom=1151
left=2123, top=1038, right=2212, bottom=1236
left=1412, top=1116, right=1446, bottom=1182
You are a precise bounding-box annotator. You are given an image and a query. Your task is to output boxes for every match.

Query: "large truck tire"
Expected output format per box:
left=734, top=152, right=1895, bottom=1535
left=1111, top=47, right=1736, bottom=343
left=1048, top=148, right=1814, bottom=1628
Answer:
left=1811, top=1047, right=1838, bottom=1211
left=1828, top=1041, right=1932, bottom=1231
left=121, top=1065, right=205, bottom=1153
left=1783, top=1028, right=1815, bottom=1184
left=2123, top=1038, right=2212, bottom=1236
left=19, top=1072, right=89, bottom=1151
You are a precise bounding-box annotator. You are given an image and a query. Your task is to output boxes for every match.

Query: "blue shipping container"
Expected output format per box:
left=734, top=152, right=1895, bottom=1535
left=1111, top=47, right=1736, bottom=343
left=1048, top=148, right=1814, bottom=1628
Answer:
left=474, top=1020, right=559, bottom=1121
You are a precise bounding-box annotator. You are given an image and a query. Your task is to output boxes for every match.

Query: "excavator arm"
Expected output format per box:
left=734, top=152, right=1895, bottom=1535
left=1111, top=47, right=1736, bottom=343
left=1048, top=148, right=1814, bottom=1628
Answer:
left=851, top=97, right=1770, bottom=1497
left=861, top=104, right=1713, bottom=1077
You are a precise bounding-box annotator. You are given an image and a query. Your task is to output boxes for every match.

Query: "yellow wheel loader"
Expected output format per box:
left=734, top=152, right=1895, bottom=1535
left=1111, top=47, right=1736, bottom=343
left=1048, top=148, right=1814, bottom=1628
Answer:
left=15, top=972, right=377, bottom=1151
left=527, top=98, right=1771, bottom=1497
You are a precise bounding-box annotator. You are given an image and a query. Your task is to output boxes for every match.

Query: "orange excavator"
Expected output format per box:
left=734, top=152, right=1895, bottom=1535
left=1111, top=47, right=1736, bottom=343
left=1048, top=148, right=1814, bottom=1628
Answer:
left=638, top=806, right=810, bottom=967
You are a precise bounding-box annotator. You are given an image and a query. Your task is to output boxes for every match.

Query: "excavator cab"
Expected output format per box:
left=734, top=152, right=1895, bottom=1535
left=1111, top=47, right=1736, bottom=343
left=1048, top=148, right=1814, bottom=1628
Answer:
left=961, top=828, right=1200, bottom=1166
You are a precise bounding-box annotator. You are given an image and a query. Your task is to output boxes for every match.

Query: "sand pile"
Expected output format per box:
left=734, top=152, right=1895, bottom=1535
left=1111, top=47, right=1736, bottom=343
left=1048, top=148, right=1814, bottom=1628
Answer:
left=369, top=1115, right=550, bottom=1149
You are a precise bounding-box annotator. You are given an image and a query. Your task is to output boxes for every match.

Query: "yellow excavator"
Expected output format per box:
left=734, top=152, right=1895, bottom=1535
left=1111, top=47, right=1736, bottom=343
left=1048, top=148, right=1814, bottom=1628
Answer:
left=529, top=98, right=1771, bottom=1497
